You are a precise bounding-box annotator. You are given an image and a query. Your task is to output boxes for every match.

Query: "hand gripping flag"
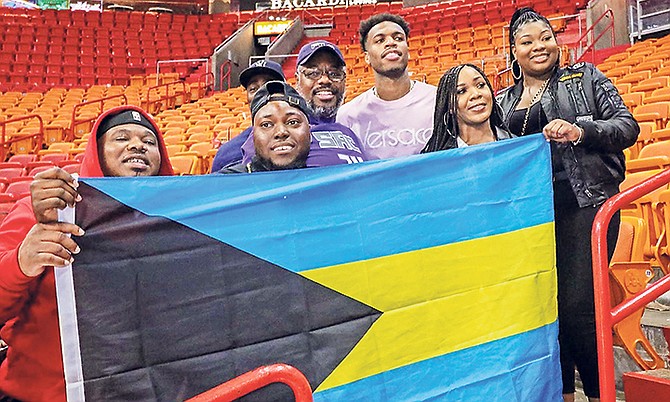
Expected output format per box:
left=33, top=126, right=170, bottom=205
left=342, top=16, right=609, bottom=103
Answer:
left=56, top=134, right=561, bottom=401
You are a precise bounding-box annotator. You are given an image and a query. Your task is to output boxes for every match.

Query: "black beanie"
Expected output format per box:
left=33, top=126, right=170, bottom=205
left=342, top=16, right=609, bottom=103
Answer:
left=96, top=109, right=158, bottom=139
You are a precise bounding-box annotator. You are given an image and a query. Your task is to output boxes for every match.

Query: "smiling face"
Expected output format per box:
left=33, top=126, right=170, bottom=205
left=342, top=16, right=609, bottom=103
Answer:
left=455, top=66, right=494, bottom=129
left=98, top=123, right=161, bottom=177
left=295, top=50, right=345, bottom=120
left=253, top=100, right=311, bottom=170
left=245, top=74, right=276, bottom=104
left=511, top=20, right=559, bottom=79
left=364, top=20, right=409, bottom=79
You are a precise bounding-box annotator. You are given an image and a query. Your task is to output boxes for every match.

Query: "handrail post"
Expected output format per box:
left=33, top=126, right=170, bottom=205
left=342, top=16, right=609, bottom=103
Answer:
left=219, top=60, right=232, bottom=92
left=575, top=9, right=615, bottom=63
left=0, top=114, right=44, bottom=159
left=593, top=168, right=670, bottom=401
left=593, top=201, right=618, bottom=402
left=69, top=94, right=128, bottom=141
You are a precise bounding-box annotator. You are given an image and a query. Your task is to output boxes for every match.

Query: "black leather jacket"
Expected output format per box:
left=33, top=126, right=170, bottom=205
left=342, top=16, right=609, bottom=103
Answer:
left=497, top=62, right=639, bottom=208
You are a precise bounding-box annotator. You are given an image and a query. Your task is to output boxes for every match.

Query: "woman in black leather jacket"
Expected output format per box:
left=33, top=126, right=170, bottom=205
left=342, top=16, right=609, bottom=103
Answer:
left=497, top=8, right=639, bottom=402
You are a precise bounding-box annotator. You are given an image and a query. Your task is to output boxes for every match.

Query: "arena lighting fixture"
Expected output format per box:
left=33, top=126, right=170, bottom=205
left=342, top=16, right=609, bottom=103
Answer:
left=148, top=6, right=174, bottom=13
left=107, top=3, right=133, bottom=11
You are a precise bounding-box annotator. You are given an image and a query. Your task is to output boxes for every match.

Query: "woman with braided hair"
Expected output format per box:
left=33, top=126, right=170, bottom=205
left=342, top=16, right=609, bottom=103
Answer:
left=422, top=63, right=512, bottom=152
left=497, top=7, right=639, bottom=402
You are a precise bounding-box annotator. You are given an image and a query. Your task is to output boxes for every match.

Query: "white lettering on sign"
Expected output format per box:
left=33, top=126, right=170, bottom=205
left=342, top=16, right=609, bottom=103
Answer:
left=270, top=0, right=377, bottom=10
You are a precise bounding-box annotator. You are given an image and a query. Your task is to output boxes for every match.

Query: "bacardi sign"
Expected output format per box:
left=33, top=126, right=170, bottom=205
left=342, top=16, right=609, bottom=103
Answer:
left=270, top=0, right=377, bottom=10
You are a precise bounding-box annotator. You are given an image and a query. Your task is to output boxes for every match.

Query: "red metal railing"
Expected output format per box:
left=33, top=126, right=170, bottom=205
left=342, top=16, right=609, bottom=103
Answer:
left=145, top=80, right=188, bottom=114
left=219, top=60, right=232, bottom=92
left=193, top=72, right=215, bottom=100
left=69, top=94, right=128, bottom=141
left=0, top=114, right=44, bottom=161
left=593, top=168, right=670, bottom=401
left=185, top=364, right=313, bottom=402
left=576, top=9, right=615, bottom=64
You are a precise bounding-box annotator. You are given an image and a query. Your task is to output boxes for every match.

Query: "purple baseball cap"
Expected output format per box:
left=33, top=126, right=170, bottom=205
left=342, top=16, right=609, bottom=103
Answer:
left=239, top=60, right=286, bottom=89
left=296, top=40, right=346, bottom=67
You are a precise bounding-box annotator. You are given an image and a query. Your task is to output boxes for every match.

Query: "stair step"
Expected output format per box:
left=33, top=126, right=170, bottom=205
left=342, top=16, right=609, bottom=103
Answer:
left=623, top=369, right=670, bottom=402
left=611, top=310, right=670, bottom=392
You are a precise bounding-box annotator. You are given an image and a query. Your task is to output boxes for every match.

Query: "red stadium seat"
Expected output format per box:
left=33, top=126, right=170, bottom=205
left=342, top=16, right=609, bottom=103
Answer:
left=5, top=179, right=32, bottom=199
left=0, top=193, right=16, bottom=223
left=61, top=163, right=81, bottom=175
left=0, top=163, right=25, bottom=170
left=28, top=165, right=54, bottom=176
left=0, top=168, right=26, bottom=179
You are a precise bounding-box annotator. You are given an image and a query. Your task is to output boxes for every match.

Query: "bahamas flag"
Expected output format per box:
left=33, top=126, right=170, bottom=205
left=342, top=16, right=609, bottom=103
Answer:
left=55, top=134, right=561, bottom=401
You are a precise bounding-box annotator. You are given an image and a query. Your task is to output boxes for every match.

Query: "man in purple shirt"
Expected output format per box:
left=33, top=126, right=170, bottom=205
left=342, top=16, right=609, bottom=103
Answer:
left=237, top=40, right=370, bottom=168
left=210, top=60, right=286, bottom=172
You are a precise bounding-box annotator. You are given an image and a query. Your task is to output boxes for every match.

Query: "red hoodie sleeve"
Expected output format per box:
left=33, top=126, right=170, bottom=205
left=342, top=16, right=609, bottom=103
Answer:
left=0, top=197, right=42, bottom=323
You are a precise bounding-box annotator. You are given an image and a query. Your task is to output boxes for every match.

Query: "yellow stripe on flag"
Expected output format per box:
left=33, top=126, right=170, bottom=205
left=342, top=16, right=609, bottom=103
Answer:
left=301, top=222, right=557, bottom=392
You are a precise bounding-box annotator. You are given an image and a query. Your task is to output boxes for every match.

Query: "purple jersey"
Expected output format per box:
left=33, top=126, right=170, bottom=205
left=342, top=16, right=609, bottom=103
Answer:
left=241, top=122, right=370, bottom=167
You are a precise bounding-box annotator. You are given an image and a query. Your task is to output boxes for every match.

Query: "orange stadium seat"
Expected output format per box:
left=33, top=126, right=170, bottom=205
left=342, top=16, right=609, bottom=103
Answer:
left=611, top=215, right=648, bottom=263
left=629, top=122, right=657, bottom=159
left=166, top=144, right=187, bottom=158
left=617, top=71, right=652, bottom=85
left=632, top=77, right=670, bottom=96
left=605, top=66, right=631, bottom=81
left=620, top=169, right=668, bottom=264
left=648, top=128, right=670, bottom=143
left=170, top=154, right=199, bottom=175
left=634, top=103, right=670, bottom=130
left=627, top=141, right=670, bottom=173
left=630, top=60, right=663, bottom=75
left=621, top=92, right=645, bottom=110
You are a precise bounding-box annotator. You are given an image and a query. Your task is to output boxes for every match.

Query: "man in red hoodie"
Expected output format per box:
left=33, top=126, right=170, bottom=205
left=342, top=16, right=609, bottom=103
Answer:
left=0, top=105, right=174, bottom=401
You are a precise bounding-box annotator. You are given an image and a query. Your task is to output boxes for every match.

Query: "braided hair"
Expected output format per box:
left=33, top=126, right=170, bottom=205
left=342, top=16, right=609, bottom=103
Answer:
left=422, top=64, right=506, bottom=153
left=509, top=7, right=559, bottom=82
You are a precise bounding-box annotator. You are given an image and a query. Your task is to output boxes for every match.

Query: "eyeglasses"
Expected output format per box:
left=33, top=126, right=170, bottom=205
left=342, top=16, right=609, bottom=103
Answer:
left=300, top=68, right=346, bottom=82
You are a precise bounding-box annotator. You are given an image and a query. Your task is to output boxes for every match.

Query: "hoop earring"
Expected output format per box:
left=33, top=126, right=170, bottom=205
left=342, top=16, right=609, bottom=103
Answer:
left=558, top=47, right=564, bottom=67
left=443, top=113, right=457, bottom=139
left=512, top=59, right=522, bottom=81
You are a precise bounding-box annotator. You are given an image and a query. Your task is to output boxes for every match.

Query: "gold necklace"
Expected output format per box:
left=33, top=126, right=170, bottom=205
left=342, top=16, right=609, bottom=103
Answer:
left=520, top=79, right=550, bottom=136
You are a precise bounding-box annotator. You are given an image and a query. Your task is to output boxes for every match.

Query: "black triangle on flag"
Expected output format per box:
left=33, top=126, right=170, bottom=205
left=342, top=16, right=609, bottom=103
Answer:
left=69, top=183, right=382, bottom=401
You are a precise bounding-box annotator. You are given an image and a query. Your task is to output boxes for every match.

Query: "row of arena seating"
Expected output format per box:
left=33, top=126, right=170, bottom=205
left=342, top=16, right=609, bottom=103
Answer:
left=0, top=0, right=582, bottom=91
left=0, top=73, right=211, bottom=154
left=330, top=0, right=577, bottom=43
left=598, top=36, right=670, bottom=138
left=0, top=6, right=244, bottom=28
left=0, top=153, right=82, bottom=220
left=0, top=7, right=241, bottom=89
left=594, top=36, right=670, bottom=276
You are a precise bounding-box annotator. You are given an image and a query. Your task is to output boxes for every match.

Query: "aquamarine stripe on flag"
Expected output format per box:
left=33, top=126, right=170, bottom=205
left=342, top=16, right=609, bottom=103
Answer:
left=81, top=135, right=553, bottom=272
left=313, top=322, right=561, bottom=402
